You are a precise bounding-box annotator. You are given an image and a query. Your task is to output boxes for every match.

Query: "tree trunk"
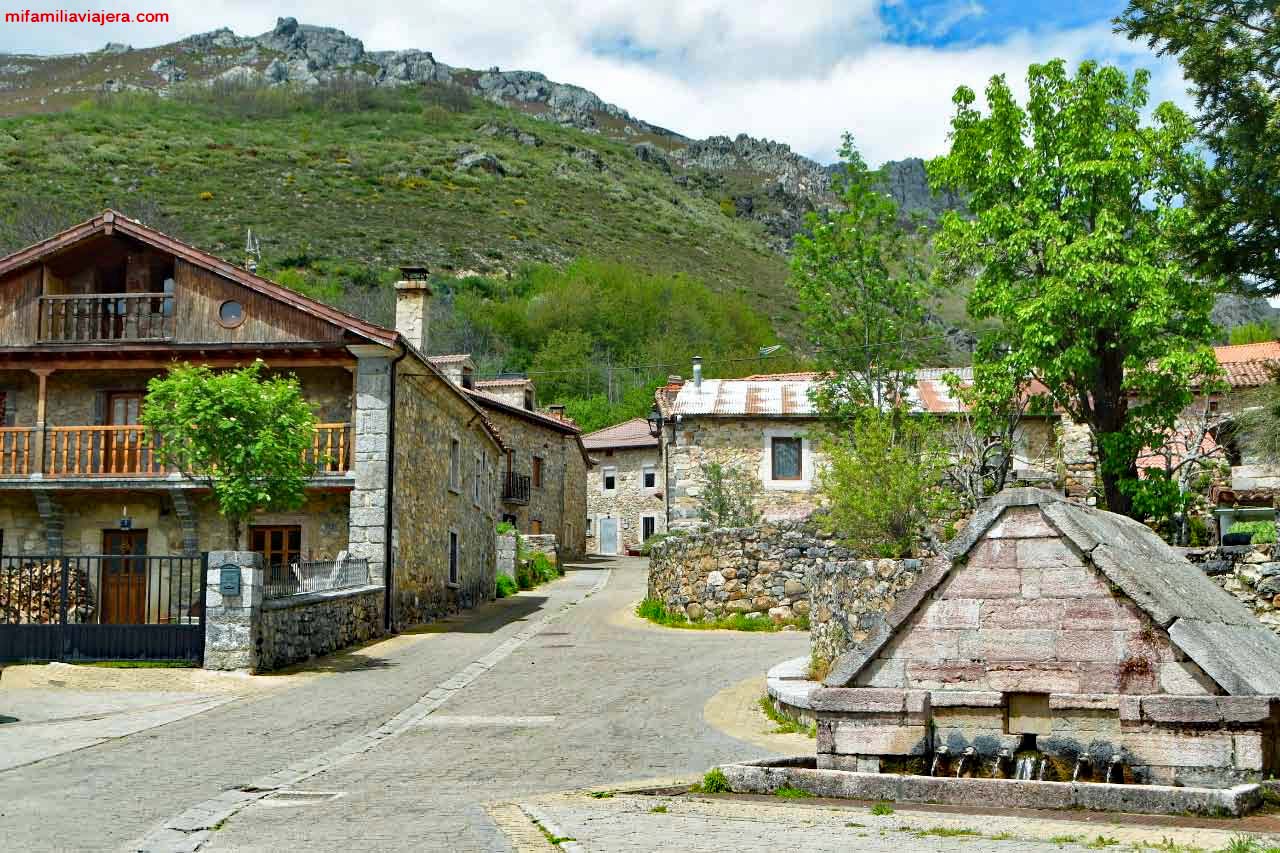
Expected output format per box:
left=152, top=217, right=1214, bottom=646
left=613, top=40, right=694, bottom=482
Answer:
left=1091, top=330, right=1137, bottom=519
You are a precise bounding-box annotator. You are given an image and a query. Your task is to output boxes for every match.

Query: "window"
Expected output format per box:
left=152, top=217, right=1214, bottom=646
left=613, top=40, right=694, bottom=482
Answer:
left=771, top=436, right=803, bottom=481
left=603, top=466, right=617, bottom=491
left=251, top=525, right=302, bottom=585
left=217, top=299, right=244, bottom=329
left=448, top=530, right=459, bottom=585
left=473, top=454, right=483, bottom=505
left=642, top=464, right=657, bottom=489
left=523, top=388, right=535, bottom=410
left=532, top=456, right=544, bottom=489
left=449, top=438, right=461, bottom=491
left=642, top=516, right=656, bottom=541
left=461, top=366, right=474, bottom=390
left=586, top=517, right=594, bottom=536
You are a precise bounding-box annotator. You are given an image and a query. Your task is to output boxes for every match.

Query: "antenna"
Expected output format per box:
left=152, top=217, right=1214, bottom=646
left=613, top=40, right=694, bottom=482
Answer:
left=244, top=228, right=262, bottom=273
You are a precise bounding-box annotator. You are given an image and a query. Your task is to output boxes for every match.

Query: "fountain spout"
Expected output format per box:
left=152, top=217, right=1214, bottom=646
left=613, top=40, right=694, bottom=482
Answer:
left=1107, top=753, right=1123, bottom=784
left=955, top=746, right=976, bottom=778
left=1072, top=754, right=1091, bottom=782
left=991, top=748, right=1011, bottom=779
left=929, top=745, right=949, bottom=777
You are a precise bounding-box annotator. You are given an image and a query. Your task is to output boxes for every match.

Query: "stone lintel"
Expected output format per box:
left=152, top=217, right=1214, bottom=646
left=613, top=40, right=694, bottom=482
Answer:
left=928, top=690, right=1003, bottom=708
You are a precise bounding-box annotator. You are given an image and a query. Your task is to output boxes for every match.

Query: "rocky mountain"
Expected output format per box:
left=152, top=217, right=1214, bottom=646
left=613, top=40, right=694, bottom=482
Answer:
left=0, top=17, right=960, bottom=247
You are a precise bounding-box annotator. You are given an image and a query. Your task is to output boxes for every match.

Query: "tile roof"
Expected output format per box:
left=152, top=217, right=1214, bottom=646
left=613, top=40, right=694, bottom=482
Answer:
left=427, top=353, right=474, bottom=365
left=582, top=417, right=658, bottom=450
left=1214, top=342, right=1280, bottom=388
left=475, top=377, right=532, bottom=388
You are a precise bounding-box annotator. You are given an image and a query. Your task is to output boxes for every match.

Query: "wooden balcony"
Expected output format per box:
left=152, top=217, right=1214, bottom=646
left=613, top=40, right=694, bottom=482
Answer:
left=0, top=423, right=351, bottom=479
left=501, top=471, right=531, bottom=505
left=39, top=293, right=174, bottom=344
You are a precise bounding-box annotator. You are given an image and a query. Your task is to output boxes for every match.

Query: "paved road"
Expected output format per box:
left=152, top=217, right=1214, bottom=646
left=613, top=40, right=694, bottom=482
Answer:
left=0, top=557, right=807, bottom=851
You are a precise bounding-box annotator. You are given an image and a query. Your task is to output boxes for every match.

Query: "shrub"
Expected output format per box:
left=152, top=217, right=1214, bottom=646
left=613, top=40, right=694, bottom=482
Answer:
left=698, top=462, right=760, bottom=528
left=1229, top=520, right=1277, bottom=544
left=495, top=521, right=517, bottom=535
left=495, top=574, right=518, bottom=598
left=639, top=532, right=675, bottom=556
left=817, top=410, right=952, bottom=557
left=700, top=768, right=731, bottom=794
left=529, top=552, right=558, bottom=583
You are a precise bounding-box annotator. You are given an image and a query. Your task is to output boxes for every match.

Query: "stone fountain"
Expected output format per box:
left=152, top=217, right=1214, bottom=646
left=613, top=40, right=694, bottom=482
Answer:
left=723, top=488, right=1280, bottom=816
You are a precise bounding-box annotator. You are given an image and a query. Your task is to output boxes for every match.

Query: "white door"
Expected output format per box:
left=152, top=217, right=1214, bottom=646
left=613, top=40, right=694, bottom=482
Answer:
left=599, top=518, right=619, bottom=555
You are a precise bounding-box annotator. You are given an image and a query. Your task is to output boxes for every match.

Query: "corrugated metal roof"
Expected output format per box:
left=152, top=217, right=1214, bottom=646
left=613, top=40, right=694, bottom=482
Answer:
left=671, top=376, right=820, bottom=417
left=427, top=353, right=474, bottom=365
left=582, top=417, right=658, bottom=450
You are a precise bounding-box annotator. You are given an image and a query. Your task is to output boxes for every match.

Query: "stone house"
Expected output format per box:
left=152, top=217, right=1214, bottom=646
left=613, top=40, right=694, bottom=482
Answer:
left=653, top=360, right=1058, bottom=530
left=812, top=487, right=1280, bottom=788
left=428, top=357, right=589, bottom=559
left=0, top=211, right=505, bottom=662
left=582, top=417, right=665, bottom=555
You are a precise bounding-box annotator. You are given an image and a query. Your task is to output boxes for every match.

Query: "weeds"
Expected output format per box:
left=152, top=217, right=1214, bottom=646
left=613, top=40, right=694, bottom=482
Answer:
left=870, top=802, right=894, bottom=816
left=757, top=696, right=815, bottom=737
left=774, top=786, right=814, bottom=799
left=636, top=598, right=808, bottom=632
left=495, top=575, right=518, bottom=598
left=696, top=768, right=731, bottom=794
left=1086, top=837, right=1120, bottom=849
left=650, top=805, right=668, bottom=814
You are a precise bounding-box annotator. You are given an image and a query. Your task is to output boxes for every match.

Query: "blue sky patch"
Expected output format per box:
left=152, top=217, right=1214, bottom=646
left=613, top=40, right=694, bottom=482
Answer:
left=881, top=0, right=1120, bottom=47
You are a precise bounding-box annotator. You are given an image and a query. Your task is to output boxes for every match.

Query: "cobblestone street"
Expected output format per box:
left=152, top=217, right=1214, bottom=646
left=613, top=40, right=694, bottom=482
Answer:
left=2, top=556, right=1278, bottom=852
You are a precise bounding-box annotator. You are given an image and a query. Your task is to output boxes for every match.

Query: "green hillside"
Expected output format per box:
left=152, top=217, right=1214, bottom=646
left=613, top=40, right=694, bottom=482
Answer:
left=0, top=83, right=794, bottom=330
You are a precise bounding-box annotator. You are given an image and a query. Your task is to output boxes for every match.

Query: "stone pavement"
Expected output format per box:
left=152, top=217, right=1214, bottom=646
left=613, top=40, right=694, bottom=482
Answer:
left=517, top=791, right=1279, bottom=852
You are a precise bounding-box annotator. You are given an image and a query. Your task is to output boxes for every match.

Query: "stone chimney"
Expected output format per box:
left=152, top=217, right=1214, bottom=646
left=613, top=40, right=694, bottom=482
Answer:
left=548, top=404, right=566, bottom=421
left=395, top=266, right=431, bottom=352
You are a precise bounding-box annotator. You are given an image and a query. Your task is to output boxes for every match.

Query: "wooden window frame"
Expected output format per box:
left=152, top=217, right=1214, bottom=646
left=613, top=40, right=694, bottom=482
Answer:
left=216, top=299, right=246, bottom=329
left=532, top=455, right=544, bottom=489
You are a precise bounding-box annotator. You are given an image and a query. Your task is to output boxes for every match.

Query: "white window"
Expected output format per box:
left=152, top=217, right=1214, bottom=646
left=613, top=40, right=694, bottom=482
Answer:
left=759, top=429, right=812, bottom=491
left=448, top=530, right=459, bottom=584
left=771, top=436, right=803, bottom=480
left=642, top=464, right=657, bottom=489
left=603, top=466, right=617, bottom=491
left=449, top=438, right=461, bottom=492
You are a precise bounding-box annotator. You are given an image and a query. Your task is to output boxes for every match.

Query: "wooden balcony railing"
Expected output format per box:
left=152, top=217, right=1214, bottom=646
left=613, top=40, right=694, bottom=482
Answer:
left=306, top=423, right=350, bottom=474
left=0, top=428, right=34, bottom=476
left=47, top=426, right=163, bottom=476
left=0, top=423, right=352, bottom=478
left=39, top=293, right=175, bottom=344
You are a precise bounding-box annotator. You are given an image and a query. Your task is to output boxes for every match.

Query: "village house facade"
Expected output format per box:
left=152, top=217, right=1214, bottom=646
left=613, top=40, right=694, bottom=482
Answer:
left=429, top=358, right=589, bottom=560
left=582, top=417, right=665, bottom=555
left=653, top=361, right=1058, bottom=531
left=0, top=212, right=505, bottom=666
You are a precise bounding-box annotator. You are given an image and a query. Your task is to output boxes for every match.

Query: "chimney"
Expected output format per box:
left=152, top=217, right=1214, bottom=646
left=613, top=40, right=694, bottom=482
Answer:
left=548, top=404, right=566, bottom=421
left=666, top=374, right=683, bottom=386
left=395, top=266, right=431, bottom=352
left=692, top=356, right=703, bottom=390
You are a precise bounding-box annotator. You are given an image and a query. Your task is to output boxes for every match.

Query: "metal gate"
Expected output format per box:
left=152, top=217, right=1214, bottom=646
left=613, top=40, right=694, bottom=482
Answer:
left=0, top=554, right=207, bottom=663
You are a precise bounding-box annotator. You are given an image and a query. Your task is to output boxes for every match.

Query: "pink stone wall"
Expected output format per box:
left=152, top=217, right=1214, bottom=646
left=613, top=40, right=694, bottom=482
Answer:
left=855, top=507, right=1220, bottom=697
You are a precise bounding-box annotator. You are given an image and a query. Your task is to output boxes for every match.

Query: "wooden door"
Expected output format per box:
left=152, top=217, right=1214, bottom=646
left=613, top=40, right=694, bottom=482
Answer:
left=106, top=392, right=142, bottom=473
left=101, top=530, right=148, bottom=624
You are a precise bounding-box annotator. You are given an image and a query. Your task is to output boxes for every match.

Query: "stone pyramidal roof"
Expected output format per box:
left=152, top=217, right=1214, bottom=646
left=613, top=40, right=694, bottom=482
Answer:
left=826, top=487, right=1280, bottom=695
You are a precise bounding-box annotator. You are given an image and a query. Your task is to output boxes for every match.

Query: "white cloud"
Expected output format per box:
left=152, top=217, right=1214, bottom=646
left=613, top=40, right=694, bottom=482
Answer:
left=0, top=2, right=1187, bottom=165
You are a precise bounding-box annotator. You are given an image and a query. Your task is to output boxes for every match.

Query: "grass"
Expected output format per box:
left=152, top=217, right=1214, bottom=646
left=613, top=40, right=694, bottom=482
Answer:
left=808, top=651, right=832, bottom=683
left=913, top=827, right=982, bottom=838
left=1086, top=837, right=1120, bottom=849
left=495, top=574, right=518, bottom=598
left=870, top=802, right=895, bottom=816
left=774, top=786, right=815, bottom=799
left=650, top=805, right=668, bottom=814
left=693, top=768, right=731, bottom=794
left=1049, top=835, right=1082, bottom=845
left=1218, top=837, right=1280, bottom=853
left=636, top=598, right=809, bottom=632
left=79, top=660, right=197, bottom=668
left=757, top=696, right=817, bottom=738
left=588, top=790, right=614, bottom=799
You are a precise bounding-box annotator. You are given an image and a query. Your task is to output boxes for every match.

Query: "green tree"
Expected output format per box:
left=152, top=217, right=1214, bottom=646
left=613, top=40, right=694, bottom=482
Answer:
left=817, top=412, right=951, bottom=557
left=142, top=360, right=318, bottom=544
left=1117, top=1, right=1280, bottom=294
left=790, top=135, right=937, bottom=414
left=929, top=60, right=1220, bottom=518
left=1229, top=320, right=1277, bottom=345
left=697, top=462, right=760, bottom=528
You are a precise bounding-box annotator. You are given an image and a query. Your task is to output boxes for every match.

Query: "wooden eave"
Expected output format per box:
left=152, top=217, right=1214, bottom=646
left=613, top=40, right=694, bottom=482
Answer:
left=0, top=210, right=399, bottom=348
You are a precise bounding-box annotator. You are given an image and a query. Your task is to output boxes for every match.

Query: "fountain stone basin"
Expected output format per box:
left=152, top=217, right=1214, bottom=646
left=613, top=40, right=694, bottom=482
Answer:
left=717, top=756, right=1266, bottom=818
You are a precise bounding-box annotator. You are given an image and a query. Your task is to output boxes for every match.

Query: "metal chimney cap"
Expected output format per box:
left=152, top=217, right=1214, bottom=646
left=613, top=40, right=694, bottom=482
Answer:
left=398, top=265, right=431, bottom=281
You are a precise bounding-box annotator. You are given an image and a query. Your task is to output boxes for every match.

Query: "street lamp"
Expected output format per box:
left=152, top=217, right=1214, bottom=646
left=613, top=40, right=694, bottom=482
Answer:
left=646, top=406, right=663, bottom=438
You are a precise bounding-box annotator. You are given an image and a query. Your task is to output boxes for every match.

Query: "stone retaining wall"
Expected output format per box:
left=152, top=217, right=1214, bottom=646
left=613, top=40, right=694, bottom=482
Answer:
left=1182, top=544, right=1280, bottom=633
left=647, top=523, right=826, bottom=623
left=808, top=554, right=924, bottom=667
left=257, top=584, right=385, bottom=671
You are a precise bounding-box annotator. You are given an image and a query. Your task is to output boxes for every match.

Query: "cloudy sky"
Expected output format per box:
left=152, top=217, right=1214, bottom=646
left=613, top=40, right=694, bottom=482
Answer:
left=0, top=1, right=1186, bottom=164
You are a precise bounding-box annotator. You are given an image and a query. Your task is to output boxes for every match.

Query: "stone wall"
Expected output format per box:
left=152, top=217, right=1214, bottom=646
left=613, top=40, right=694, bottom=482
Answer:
left=1057, top=418, right=1098, bottom=502
left=522, top=533, right=559, bottom=563
left=496, top=533, right=516, bottom=580
left=647, top=522, right=818, bottom=622
left=391, top=368, right=499, bottom=629
left=809, top=554, right=925, bottom=667
left=586, top=444, right=664, bottom=554
left=479, top=405, right=586, bottom=559
left=1183, top=544, right=1280, bottom=633
left=666, top=417, right=827, bottom=529
left=257, top=584, right=384, bottom=671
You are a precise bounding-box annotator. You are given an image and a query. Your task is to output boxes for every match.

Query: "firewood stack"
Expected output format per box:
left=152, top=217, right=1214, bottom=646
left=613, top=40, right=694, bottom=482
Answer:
left=0, top=561, right=93, bottom=624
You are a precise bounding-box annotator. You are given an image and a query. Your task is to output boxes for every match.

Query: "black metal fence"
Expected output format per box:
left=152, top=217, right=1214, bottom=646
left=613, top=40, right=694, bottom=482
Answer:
left=502, top=471, right=531, bottom=504
left=0, top=554, right=206, bottom=662
left=264, top=556, right=371, bottom=599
